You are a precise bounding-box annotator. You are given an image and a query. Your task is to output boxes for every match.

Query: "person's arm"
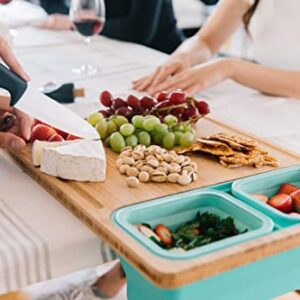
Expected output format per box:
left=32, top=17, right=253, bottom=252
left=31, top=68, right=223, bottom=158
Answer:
left=0, top=35, right=32, bottom=150
left=147, top=57, right=300, bottom=99
left=133, top=0, right=250, bottom=91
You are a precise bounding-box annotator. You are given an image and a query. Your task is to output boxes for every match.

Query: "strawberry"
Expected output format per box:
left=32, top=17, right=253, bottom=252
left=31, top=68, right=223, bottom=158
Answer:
left=48, top=134, right=64, bottom=142
left=291, top=190, right=300, bottom=213
left=31, top=124, right=57, bottom=143
left=250, top=193, right=269, bottom=203
left=54, top=128, right=68, bottom=139
left=155, top=224, right=173, bottom=246
left=66, top=134, right=80, bottom=141
left=277, top=183, right=299, bottom=196
left=267, top=194, right=293, bottom=213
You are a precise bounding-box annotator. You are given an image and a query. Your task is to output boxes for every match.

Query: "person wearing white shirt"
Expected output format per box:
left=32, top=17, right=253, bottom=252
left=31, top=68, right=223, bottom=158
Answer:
left=133, top=0, right=300, bottom=100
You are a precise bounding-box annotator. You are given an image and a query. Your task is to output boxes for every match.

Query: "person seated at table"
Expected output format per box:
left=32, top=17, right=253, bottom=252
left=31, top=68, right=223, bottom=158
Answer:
left=133, top=0, right=300, bottom=100
left=0, top=33, right=126, bottom=300
left=31, top=0, right=185, bottom=54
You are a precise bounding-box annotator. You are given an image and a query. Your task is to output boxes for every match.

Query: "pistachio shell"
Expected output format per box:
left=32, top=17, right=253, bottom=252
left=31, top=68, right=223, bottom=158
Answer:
left=139, top=171, right=150, bottom=182
left=148, top=159, right=159, bottom=168
left=168, top=173, right=180, bottom=183
left=122, top=156, right=135, bottom=166
left=126, top=176, right=140, bottom=188
left=178, top=174, right=192, bottom=186
left=126, top=167, right=139, bottom=177
left=119, top=164, right=129, bottom=175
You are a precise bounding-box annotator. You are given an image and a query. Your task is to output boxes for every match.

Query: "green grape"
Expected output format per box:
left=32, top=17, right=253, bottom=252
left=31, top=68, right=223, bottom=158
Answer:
left=107, top=120, right=118, bottom=135
left=125, top=135, right=138, bottom=147
left=155, top=123, right=168, bottom=134
left=87, top=112, right=104, bottom=126
left=110, top=132, right=126, bottom=153
left=152, top=131, right=164, bottom=145
left=131, top=115, right=144, bottom=129
left=143, top=117, right=160, bottom=132
left=113, top=116, right=128, bottom=128
left=144, top=115, right=156, bottom=119
left=95, top=119, right=108, bottom=139
left=180, top=132, right=195, bottom=147
left=174, top=131, right=183, bottom=146
left=164, top=115, right=178, bottom=126
left=120, top=123, right=135, bottom=136
left=182, top=124, right=192, bottom=133
left=172, top=124, right=184, bottom=132
left=138, top=131, right=151, bottom=147
left=163, top=132, right=175, bottom=150
left=104, top=136, right=111, bottom=148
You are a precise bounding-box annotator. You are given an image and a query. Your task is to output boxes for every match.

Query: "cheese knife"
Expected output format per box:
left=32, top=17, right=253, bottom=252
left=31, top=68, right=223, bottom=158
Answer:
left=0, top=63, right=99, bottom=140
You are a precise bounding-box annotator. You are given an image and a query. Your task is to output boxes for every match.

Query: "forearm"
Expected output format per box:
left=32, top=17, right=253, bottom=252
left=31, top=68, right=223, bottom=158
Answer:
left=229, top=59, right=300, bottom=99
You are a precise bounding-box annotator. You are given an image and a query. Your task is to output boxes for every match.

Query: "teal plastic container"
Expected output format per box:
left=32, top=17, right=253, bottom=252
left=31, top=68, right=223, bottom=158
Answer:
left=232, top=165, right=300, bottom=227
left=113, top=190, right=273, bottom=260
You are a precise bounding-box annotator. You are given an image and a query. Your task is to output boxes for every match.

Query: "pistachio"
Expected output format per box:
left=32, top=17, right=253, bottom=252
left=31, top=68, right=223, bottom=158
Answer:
left=139, top=171, right=150, bottom=182
left=126, top=176, right=140, bottom=188
left=163, top=154, right=174, bottom=163
left=126, top=167, right=139, bottom=177
left=151, top=172, right=167, bottom=183
left=132, top=151, right=144, bottom=160
left=181, top=170, right=189, bottom=176
left=120, top=149, right=132, bottom=157
left=140, top=165, right=154, bottom=174
left=119, top=164, right=129, bottom=175
left=135, top=161, right=146, bottom=170
left=178, top=174, right=192, bottom=186
left=170, top=163, right=181, bottom=173
left=190, top=162, right=198, bottom=171
left=174, top=155, right=184, bottom=165
left=156, top=166, right=168, bottom=174
left=122, top=156, right=135, bottom=166
left=148, top=159, right=159, bottom=168
left=146, top=155, right=156, bottom=162
left=190, top=172, right=197, bottom=182
left=116, top=158, right=123, bottom=168
left=168, top=173, right=180, bottom=183
left=183, top=166, right=194, bottom=173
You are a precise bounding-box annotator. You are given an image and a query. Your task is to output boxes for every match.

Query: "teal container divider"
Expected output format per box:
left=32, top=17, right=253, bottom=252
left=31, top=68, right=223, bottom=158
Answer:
left=113, top=190, right=273, bottom=260
left=232, top=165, right=300, bottom=227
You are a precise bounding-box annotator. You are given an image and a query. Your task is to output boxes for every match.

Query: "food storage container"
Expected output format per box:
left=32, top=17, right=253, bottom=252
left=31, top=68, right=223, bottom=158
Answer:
left=113, top=189, right=274, bottom=260
left=232, top=165, right=300, bottom=227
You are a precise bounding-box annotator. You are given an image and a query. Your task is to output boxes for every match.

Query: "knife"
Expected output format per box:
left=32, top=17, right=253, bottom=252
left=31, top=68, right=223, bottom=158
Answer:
left=0, top=63, right=99, bottom=140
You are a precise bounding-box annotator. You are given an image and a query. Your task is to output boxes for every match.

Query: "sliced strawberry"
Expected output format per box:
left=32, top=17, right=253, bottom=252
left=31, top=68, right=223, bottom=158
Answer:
left=49, top=133, right=64, bottom=142
left=66, top=134, right=80, bottom=141
left=155, top=224, right=173, bottom=246
left=277, top=183, right=299, bottom=196
left=267, top=194, right=293, bottom=213
left=291, top=190, right=300, bottom=213
left=54, top=128, right=68, bottom=139
left=250, top=193, right=269, bottom=203
left=31, top=124, right=57, bottom=143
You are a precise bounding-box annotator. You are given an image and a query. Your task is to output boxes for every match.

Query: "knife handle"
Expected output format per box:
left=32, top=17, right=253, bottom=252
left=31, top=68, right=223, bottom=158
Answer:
left=0, top=63, right=28, bottom=106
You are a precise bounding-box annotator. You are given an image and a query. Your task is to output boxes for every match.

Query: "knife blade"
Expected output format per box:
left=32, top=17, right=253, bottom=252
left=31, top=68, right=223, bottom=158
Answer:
left=0, top=63, right=99, bottom=140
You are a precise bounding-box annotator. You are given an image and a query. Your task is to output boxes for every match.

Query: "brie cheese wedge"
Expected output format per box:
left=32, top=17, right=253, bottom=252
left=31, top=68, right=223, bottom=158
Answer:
left=40, top=140, right=106, bottom=182
left=32, top=140, right=73, bottom=167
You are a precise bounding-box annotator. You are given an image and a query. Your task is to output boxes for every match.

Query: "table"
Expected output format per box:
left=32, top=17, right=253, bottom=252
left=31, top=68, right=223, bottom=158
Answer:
left=1, top=26, right=300, bottom=297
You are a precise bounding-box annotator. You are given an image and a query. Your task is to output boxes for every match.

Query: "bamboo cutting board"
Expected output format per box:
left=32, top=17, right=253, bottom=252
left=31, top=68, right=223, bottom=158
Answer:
left=9, top=116, right=300, bottom=289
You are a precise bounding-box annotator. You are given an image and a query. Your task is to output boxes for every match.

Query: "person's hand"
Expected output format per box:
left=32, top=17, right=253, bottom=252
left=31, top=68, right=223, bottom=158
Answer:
left=0, top=35, right=30, bottom=81
left=36, top=14, right=74, bottom=31
left=0, top=106, right=33, bottom=151
left=146, top=58, right=233, bottom=96
left=132, top=53, right=191, bottom=92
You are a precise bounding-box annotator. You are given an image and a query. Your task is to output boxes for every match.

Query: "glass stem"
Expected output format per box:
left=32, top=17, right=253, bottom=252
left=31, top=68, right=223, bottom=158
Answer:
left=84, top=37, right=91, bottom=67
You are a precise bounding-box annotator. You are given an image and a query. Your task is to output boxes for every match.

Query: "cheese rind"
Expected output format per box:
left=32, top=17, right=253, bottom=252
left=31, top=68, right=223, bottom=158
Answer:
left=40, top=140, right=106, bottom=182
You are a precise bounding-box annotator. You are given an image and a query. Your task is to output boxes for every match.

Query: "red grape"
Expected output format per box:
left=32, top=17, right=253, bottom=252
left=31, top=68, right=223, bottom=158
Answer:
left=116, top=107, right=132, bottom=118
left=155, top=100, right=171, bottom=110
left=185, top=107, right=198, bottom=119
left=107, top=108, right=116, bottom=117
left=170, top=107, right=185, bottom=117
left=140, top=96, right=156, bottom=109
left=100, top=90, right=113, bottom=107
left=156, top=91, right=169, bottom=102
left=169, top=91, right=186, bottom=105
left=98, top=109, right=110, bottom=117
left=196, top=101, right=210, bottom=115
left=126, top=95, right=141, bottom=110
left=112, top=98, right=127, bottom=110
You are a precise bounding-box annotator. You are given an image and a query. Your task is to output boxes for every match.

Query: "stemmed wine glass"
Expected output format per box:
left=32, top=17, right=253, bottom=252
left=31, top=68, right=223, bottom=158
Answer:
left=70, top=0, right=105, bottom=75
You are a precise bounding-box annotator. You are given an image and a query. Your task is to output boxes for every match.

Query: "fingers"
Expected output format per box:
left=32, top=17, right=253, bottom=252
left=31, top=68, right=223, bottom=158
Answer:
left=0, top=37, right=30, bottom=81
left=150, top=63, right=180, bottom=89
left=0, top=132, right=26, bottom=151
left=133, top=69, right=160, bottom=92
left=13, top=108, right=33, bottom=141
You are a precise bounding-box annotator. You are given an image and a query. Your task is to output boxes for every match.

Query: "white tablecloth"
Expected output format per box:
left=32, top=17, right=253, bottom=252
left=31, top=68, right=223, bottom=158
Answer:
left=1, top=25, right=300, bottom=294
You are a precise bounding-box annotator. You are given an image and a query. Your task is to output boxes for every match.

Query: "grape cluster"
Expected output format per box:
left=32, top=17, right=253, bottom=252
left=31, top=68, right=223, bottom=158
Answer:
left=98, top=90, right=210, bottom=123
left=88, top=112, right=197, bottom=153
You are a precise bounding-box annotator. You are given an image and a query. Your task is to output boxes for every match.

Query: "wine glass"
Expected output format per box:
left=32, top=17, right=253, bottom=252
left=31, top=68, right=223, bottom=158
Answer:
left=70, top=0, right=105, bottom=75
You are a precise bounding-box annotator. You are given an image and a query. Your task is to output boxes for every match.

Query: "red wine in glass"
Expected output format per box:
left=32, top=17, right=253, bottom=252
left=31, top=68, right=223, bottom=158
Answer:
left=0, top=0, right=12, bottom=4
left=70, top=0, right=105, bottom=75
left=73, top=18, right=103, bottom=37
